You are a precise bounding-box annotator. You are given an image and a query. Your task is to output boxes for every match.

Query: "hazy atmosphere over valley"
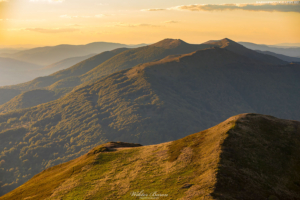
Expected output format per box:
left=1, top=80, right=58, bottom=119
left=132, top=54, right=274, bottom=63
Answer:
left=0, top=0, right=300, bottom=199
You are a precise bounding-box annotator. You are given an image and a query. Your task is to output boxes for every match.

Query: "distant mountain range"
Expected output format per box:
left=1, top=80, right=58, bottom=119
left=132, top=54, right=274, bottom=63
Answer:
left=41, top=54, right=97, bottom=74
left=1, top=114, right=299, bottom=200
left=256, top=50, right=300, bottom=63
left=0, top=39, right=299, bottom=195
left=239, top=42, right=300, bottom=57
left=0, top=42, right=147, bottom=89
left=0, top=57, right=43, bottom=86
left=2, top=42, right=146, bottom=66
left=272, top=43, right=300, bottom=47
left=0, top=38, right=287, bottom=112
left=0, top=42, right=147, bottom=87
left=0, top=54, right=101, bottom=87
left=0, top=48, right=28, bottom=55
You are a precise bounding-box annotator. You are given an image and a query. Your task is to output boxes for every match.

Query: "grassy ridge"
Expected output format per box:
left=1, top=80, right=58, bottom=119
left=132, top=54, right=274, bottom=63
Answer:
left=1, top=114, right=299, bottom=199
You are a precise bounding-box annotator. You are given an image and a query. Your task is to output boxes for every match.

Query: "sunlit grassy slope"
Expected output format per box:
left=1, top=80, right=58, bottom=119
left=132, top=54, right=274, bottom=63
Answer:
left=1, top=114, right=299, bottom=200
left=0, top=47, right=299, bottom=195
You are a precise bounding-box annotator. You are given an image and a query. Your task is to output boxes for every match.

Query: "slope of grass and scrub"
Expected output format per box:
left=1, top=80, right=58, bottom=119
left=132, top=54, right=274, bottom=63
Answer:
left=1, top=113, right=299, bottom=200
left=0, top=47, right=298, bottom=195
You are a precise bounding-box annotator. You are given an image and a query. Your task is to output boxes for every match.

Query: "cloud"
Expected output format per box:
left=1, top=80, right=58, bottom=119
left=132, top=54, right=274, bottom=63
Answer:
left=26, top=28, right=78, bottom=33
left=115, top=23, right=160, bottom=27
left=97, top=3, right=108, bottom=6
left=163, top=20, right=179, bottom=24
left=60, top=15, right=78, bottom=19
left=95, top=14, right=105, bottom=18
left=141, top=8, right=166, bottom=11
left=4, top=18, right=45, bottom=22
left=30, top=0, right=64, bottom=3
left=67, top=24, right=82, bottom=27
left=143, top=2, right=300, bottom=13
left=60, top=14, right=105, bottom=19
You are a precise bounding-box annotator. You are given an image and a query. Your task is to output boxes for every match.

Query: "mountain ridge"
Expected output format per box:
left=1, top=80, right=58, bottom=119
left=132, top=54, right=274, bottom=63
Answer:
left=0, top=39, right=212, bottom=110
left=0, top=46, right=298, bottom=195
left=205, top=39, right=287, bottom=65
left=1, top=113, right=299, bottom=199
left=0, top=38, right=286, bottom=111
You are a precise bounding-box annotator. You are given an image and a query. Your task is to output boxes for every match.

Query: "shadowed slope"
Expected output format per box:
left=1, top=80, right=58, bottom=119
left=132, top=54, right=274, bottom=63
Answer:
left=0, top=89, right=69, bottom=113
left=0, top=89, right=22, bottom=105
left=211, top=114, right=300, bottom=199
left=1, top=114, right=299, bottom=200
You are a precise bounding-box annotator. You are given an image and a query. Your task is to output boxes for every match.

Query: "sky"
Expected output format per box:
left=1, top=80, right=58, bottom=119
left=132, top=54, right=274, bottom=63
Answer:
left=0, top=0, right=299, bottom=47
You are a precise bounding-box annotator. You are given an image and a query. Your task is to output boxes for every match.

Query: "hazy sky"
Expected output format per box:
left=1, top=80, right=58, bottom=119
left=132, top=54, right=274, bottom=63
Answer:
left=0, top=0, right=299, bottom=47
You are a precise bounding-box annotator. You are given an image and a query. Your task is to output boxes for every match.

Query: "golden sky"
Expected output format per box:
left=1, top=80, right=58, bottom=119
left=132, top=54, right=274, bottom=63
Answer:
left=0, top=0, right=300, bottom=47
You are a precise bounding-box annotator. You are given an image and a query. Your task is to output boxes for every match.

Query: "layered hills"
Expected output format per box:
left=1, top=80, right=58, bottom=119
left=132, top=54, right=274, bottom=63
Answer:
left=0, top=38, right=287, bottom=113
left=0, top=46, right=298, bottom=194
left=0, top=48, right=128, bottom=106
left=256, top=50, right=300, bottom=63
left=1, top=114, right=299, bottom=200
left=0, top=39, right=210, bottom=111
left=42, top=54, right=96, bottom=75
left=0, top=54, right=97, bottom=87
left=4, top=42, right=144, bottom=66
left=0, top=57, right=42, bottom=86
left=239, top=42, right=300, bottom=57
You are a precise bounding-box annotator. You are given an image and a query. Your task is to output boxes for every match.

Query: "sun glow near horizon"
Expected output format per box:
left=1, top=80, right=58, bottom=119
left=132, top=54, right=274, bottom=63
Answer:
left=0, top=0, right=300, bottom=47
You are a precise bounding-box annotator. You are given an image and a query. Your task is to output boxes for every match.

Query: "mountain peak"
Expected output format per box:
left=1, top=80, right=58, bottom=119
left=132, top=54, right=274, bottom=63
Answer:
left=151, top=38, right=188, bottom=49
left=203, top=38, right=237, bottom=48
left=203, top=38, right=286, bottom=64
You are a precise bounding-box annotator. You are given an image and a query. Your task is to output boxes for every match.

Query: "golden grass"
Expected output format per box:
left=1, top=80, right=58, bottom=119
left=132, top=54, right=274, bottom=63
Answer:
left=1, top=113, right=300, bottom=200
